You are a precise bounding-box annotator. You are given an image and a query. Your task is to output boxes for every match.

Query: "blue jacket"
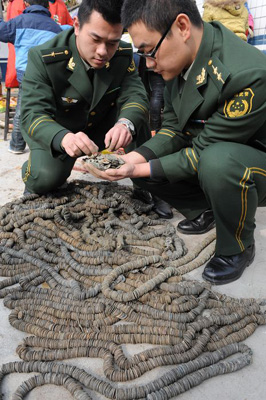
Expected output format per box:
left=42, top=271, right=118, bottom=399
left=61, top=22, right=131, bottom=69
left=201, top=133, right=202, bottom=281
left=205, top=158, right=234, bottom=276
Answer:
left=0, top=5, right=62, bottom=82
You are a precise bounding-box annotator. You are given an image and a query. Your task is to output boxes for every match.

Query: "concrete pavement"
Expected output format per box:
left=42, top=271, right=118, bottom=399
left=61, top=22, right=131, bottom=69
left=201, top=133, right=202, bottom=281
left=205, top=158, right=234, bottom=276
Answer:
left=0, top=124, right=265, bottom=400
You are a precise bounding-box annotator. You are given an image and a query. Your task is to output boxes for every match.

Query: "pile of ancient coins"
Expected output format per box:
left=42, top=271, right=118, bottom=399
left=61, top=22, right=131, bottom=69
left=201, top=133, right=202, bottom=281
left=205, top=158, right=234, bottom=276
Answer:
left=0, top=180, right=265, bottom=399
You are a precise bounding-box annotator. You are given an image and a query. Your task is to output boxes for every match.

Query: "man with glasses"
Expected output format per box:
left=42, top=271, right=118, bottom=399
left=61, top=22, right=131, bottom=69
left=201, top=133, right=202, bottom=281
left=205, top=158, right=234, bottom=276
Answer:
left=88, top=0, right=266, bottom=285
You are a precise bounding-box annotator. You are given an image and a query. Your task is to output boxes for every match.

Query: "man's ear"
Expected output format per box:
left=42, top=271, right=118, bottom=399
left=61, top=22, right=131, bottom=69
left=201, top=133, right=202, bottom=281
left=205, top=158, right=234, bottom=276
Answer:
left=73, top=16, right=80, bottom=35
left=174, top=13, right=191, bottom=41
left=24, top=1, right=30, bottom=7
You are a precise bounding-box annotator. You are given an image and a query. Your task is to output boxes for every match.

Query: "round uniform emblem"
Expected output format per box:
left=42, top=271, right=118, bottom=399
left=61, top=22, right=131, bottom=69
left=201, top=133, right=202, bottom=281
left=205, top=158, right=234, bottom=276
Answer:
left=224, top=88, right=254, bottom=118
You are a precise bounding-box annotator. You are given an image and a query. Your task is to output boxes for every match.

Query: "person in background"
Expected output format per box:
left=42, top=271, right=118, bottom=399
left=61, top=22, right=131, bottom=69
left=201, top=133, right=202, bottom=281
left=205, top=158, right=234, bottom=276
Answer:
left=48, top=0, right=73, bottom=26
left=244, top=1, right=254, bottom=40
left=0, top=0, right=3, bottom=19
left=0, top=0, right=62, bottom=153
left=87, top=0, right=266, bottom=285
left=5, top=0, right=25, bottom=89
left=5, top=0, right=73, bottom=90
left=202, top=0, right=249, bottom=41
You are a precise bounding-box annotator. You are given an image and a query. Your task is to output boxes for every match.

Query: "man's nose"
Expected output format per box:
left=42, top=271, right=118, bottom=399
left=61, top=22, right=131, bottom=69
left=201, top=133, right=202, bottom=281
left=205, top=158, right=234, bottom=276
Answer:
left=145, top=57, right=156, bottom=69
left=96, top=43, right=108, bottom=57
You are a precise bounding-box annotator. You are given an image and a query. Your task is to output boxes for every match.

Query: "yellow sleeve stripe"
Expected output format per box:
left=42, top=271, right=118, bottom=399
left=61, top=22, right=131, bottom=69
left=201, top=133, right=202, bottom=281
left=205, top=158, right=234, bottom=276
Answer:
left=30, top=118, right=55, bottom=136
left=121, top=103, right=148, bottom=114
left=250, top=167, right=266, bottom=177
left=28, top=116, right=47, bottom=136
left=160, top=128, right=176, bottom=136
left=121, top=102, right=147, bottom=112
left=29, top=115, right=55, bottom=136
left=157, top=132, right=173, bottom=138
left=185, top=148, right=198, bottom=172
left=191, top=148, right=198, bottom=163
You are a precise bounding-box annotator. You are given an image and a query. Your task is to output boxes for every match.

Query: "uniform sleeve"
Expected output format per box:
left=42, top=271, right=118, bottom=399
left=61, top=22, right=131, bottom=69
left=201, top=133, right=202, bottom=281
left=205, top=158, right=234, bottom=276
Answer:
left=20, top=48, right=69, bottom=154
left=116, top=56, right=150, bottom=135
left=135, top=83, right=191, bottom=162
left=139, top=69, right=266, bottom=183
left=0, top=18, right=16, bottom=44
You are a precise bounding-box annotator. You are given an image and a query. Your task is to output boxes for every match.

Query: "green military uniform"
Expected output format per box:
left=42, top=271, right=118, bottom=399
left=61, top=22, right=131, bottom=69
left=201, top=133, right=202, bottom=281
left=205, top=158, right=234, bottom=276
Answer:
left=21, top=27, right=150, bottom=194
left=134, top=21, right=266, bottom=255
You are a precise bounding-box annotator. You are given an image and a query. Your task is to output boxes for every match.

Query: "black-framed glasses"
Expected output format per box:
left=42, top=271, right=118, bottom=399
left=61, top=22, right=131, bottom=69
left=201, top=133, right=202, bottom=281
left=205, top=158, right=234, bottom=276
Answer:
left=136, top=19, right=175, bottom=60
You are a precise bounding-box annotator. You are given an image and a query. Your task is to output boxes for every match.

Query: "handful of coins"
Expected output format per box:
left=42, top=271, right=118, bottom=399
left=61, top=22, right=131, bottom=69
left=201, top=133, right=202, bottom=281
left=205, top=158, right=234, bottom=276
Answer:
left=82, top=153, right=125, bottom=171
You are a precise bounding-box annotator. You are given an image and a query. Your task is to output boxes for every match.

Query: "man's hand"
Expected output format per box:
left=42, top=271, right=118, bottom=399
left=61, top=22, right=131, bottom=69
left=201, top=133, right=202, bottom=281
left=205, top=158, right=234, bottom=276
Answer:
left=83, top=157, right=151, bottom=181
left=82, top=162, right=136, bottom=181
left=104, top=124, right=132, bottom=152
left=61, top=132, right=99, bottom=158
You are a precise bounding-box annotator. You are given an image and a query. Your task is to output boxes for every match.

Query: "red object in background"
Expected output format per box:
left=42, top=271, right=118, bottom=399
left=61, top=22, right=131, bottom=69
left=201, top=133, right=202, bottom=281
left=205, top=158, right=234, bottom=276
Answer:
left=49, top=0, right=73, bottom=26
left=4, top=0, right=73, bottom=88
left=5, top=0, right=25, bottom=88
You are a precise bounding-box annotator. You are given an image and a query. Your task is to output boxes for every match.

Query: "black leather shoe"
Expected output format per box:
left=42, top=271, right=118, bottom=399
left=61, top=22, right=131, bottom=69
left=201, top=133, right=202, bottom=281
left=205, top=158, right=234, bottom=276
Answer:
left=152, top=196, right=173, bottom=219
left=202, top=244, right=255, bottom=285
left=177, top=209, right=215, bottom=234
left=132, top=188, right=153, bottom=204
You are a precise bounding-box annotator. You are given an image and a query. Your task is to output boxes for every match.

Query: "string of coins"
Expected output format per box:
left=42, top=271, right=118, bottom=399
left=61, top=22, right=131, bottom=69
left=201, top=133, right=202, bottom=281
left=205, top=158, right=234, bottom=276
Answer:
left=0, top=180, right=265, bottom=400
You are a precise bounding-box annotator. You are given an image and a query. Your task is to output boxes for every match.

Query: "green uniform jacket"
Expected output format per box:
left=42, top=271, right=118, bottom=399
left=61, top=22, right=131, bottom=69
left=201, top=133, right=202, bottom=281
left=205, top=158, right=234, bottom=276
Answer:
left=136, top=22, right=266, bottom=183
left=20, top=28, right=149, bottom=154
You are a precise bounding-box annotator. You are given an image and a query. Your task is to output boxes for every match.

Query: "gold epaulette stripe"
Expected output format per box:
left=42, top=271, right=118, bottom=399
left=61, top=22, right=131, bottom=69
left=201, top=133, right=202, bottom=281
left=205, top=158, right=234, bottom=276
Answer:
left=235, top=168, right=250, bottom=251
left=30, top=118, right=55, bottom=136
left=42, top=51, right=68, bottom=58
left=185, top=148, right=197, bottom=172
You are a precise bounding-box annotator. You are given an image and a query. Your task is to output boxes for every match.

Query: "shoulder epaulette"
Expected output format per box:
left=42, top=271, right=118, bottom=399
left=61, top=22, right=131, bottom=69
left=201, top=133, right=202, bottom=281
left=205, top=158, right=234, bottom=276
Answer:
left=114, top=40, right=133, bottom=57
left=206, top=56, right=230, bottom=91
left=40, top=47, right=72, bottom=64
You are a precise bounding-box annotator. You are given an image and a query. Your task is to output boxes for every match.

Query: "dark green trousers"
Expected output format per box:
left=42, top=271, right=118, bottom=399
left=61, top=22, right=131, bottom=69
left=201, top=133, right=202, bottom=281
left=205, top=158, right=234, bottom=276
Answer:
left=22, top=123, right=151, bottom=194
left=134, top=142, right=266, bottom=256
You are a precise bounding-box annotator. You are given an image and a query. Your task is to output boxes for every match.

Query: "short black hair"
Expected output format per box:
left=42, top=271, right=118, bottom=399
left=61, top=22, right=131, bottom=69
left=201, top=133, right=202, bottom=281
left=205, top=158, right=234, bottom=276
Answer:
left=78, top=0, right=124, bottom=28
left=26, top=0, right=49, bottom=8
left=121, top=0, right=202, bottom=34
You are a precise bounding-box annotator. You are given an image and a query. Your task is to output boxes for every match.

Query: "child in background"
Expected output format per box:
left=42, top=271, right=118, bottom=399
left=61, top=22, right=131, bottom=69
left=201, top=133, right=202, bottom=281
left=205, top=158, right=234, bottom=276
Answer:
left=245, top=1, right=254, bottom=40
left=202, top=0, right=249, bottom=41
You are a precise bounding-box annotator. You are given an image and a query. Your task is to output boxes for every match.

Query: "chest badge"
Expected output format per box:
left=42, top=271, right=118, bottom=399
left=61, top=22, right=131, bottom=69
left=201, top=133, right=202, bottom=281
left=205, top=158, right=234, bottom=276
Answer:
left=196, top=68, right=206, bottom=85
left=68, top=57, right=75, bottom=71
left=224, top=88, right=254, bottom=118
left=61, top=97, right=78, bottom=104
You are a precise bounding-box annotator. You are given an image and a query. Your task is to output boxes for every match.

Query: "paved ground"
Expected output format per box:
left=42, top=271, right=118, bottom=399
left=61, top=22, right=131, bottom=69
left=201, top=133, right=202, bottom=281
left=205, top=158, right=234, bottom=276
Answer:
left=0, top=120, right=266, bottom=400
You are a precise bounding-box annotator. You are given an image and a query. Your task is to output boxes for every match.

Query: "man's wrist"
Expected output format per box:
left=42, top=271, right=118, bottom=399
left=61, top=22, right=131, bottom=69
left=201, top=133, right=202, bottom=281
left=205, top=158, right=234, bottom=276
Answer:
left=115, top=118, right=135, bottom=136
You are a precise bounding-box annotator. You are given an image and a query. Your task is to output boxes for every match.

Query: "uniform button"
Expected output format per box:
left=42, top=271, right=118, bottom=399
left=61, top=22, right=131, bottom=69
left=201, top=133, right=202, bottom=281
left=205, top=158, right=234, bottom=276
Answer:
left=65, top=109, right=69, bottom=112
left=90, top=111, right=96, bottom=116
left=208, top=60, right=212, bottom=65
left=88, top=123, right=93, bottom=127
left=111, top=102, right=115, bottom=106
left=65, top=50, right=69, bottom=55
